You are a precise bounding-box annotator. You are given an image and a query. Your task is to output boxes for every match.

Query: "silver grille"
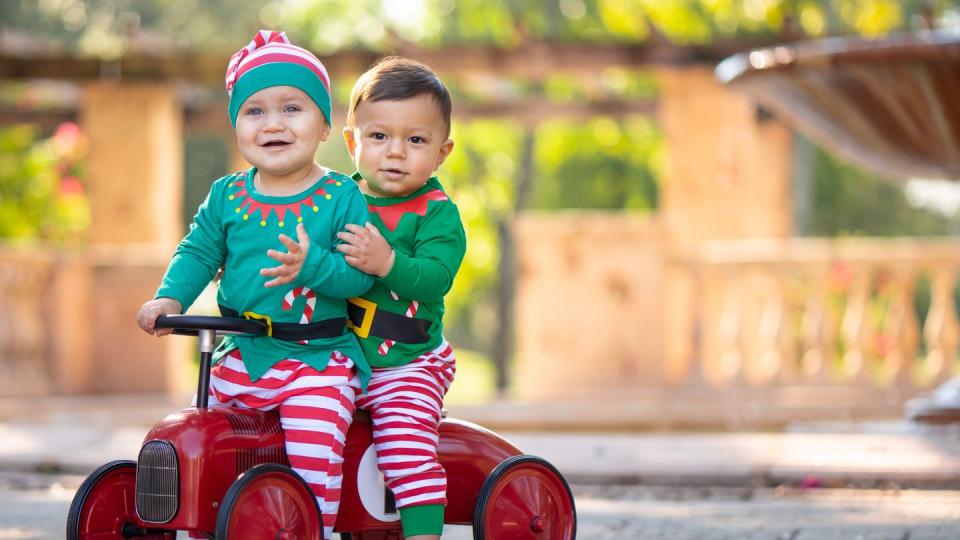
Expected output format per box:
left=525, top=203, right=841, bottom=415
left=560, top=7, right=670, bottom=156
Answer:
left=226, top=412, right=282, bottom=436
left=136, top=440, right=179, bottom=523
left=236, top=447, right=286, bottom=476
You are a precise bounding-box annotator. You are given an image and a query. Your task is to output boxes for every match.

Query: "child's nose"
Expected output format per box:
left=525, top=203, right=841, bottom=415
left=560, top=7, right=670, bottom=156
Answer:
left=263, top=111, right=284, bottom=129
left=386, top=139, right=405, bottom=158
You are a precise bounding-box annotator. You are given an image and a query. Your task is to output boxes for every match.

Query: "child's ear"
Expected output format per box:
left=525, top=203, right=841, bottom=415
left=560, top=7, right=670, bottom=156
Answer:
left=433, top=139, right=454, bottom=170
left=319, top=122, right=332, bottom=142
left=343, top=127, right=358, bottom=159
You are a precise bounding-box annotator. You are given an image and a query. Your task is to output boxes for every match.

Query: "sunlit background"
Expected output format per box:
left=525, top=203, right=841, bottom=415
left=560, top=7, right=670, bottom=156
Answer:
left=3, top=0, right=960, bottom=413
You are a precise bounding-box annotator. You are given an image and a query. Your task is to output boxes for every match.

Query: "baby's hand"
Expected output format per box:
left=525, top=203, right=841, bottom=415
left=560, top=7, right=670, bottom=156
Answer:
left=261, top=223, right=310, bottom=287
left=336, top=222, right=395, bottom=277
left=136, top=297, right=183, bottom=336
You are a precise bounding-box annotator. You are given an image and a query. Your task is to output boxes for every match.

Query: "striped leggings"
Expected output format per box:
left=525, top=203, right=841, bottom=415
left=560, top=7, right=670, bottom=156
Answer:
left=355, top=341, right=456, bottom=510
left=205, top=349, right=359, bottom=540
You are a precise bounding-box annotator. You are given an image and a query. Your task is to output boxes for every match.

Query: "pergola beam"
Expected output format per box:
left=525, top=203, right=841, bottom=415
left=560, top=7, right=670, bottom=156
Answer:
left=0, top=39, right=771, bottom=83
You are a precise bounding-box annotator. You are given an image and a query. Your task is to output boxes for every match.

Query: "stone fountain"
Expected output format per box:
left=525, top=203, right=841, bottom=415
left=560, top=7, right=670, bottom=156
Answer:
left=716, top=30, right=960, bottom=181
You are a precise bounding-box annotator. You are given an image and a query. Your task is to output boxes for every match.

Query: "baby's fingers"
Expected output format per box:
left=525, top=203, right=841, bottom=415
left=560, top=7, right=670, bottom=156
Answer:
left=266, top=248, right=297, bottom=263
left=337, top=231, right=362, bottom=246
left=336, top=243, right=358, bottom=256
left=263, top=275, right=290, bottom=288
left=296, top=223, right=310, bottom=246
left=260, top=265, right=294, bottom=287
left=343, top=223, right=370, bottom=237
left=277, top=233, right=300, bottom=252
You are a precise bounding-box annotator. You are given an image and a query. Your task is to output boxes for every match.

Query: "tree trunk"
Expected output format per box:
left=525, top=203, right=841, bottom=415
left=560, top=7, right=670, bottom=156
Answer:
left=491, top=129, right=536, bottom=395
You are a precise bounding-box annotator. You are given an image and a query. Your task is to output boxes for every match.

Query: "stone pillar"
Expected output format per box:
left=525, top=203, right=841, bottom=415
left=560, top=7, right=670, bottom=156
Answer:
left=656, top=66, right=793, bottom=245
left=68, top=83, right=192, bottom=395
left=512, top=214, right=666, bottom=399
left=655, top=66, right=794, bottom=383
left=83, top=84, right=184, bottom=246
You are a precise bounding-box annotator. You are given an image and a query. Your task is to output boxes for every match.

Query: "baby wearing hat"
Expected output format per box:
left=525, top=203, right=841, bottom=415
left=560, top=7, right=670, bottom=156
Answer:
left=137, top=30, right=373, bottom=540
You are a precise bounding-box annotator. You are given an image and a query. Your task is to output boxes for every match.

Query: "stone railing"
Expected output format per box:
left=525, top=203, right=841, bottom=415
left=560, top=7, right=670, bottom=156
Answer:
left=513, top=218, right=960, bottom=426
left=671, top=238, right=960, bottom=393
left=0, top=242, right=189, bottom=397
left=0, top=244, right=57, bottom=395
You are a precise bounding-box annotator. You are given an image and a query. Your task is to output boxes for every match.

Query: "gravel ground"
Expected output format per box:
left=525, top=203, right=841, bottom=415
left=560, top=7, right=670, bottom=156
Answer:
left=3, top=473, right=959, bottom=539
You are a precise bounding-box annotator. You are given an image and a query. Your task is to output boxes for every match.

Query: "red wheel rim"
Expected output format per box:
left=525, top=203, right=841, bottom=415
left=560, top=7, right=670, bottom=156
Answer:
left=223, top=470, right=321, bottom=539
left=75, top=464, right=137, bottom=539
left=69, top=461, right=174, bottom=540
left=481, top=460, right=576, bottom=539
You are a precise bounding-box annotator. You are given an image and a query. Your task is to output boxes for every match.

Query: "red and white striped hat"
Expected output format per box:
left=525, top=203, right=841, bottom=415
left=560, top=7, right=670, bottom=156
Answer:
left=225, top=30, right=331, bottom=127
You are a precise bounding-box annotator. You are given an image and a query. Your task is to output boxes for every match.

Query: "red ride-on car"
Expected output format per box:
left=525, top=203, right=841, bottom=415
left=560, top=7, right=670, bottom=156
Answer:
left=67, top=315, right=576, bottom=539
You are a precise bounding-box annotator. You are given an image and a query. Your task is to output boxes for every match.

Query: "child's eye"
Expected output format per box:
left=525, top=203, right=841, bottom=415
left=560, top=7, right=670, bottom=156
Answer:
left=370, top=132, right=386, bottom=140
left=245, top=107, right=262, bottom=116
left=284, top=105, right=301, bottom=113
left=410, top=136, right=425, bottom=144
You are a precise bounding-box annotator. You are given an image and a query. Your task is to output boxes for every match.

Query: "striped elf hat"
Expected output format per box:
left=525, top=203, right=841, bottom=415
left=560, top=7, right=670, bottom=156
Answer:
left=224, top=30, right=331, bottom=127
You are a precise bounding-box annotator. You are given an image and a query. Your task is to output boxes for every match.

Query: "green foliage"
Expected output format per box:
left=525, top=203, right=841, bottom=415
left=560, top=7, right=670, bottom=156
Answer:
left=531, top=116, right=660, bottom=210
left=435, top=115, right=661, bottom=353
left=805, top=143, right=955, bottom=237
left=3, top=0, right=956, bottom=57
left=0, top=123, right=90, bottom=242
left=437, top=119, right=526, bottom=349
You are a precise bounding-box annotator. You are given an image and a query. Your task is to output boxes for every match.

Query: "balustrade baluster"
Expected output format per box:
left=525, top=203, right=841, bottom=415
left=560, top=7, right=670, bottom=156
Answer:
left=0, top=247, right=54, bottom=396
left=713, top=268, right=743, bottom=385
left=839, top=265, right=871, bottom=383
left=921, top=268, right=959, bottom=385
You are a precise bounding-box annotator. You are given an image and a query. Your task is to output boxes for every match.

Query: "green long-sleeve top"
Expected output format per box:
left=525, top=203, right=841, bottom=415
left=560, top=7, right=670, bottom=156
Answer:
left=156, top=167, right=374, bottom=384
left=351, top=173, right=466, bottom=367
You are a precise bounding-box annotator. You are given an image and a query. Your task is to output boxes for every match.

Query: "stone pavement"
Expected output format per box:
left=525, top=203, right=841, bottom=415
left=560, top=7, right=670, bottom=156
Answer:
left=4, top=394, right=960, bottom=539
left=2, top=393, right=960, bottom=490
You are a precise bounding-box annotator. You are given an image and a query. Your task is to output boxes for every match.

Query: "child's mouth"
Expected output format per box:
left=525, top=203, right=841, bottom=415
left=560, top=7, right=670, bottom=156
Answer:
left=262, top=141, right=290, bottom=147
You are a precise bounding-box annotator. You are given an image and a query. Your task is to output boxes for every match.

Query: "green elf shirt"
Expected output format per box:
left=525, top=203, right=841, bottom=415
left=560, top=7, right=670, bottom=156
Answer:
left=351, top=173, right=466, bottom=368
left=156, top=167, right=374, bottom=385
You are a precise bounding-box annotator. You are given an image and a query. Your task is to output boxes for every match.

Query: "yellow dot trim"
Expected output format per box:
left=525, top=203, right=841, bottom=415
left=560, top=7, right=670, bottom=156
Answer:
left=235, top=208, right=241, bottom=213
left=279, top=221, right=284, bottom=227
left=242, top=214, right=249, bottom=220
left=260, top=220, right=266, bottom=227
left=335, top=182, right=342, bottom=186
left=228, top=195, right=235, bottom=200
left=312, top=206, right=319, bottom=212
left=297, top=217, right=303, bottom=222
left=325, top=194, right=332, bottom=200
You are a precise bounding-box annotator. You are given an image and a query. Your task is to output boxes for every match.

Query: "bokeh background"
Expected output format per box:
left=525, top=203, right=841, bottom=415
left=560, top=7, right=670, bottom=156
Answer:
left=3, top=0, right=960, bottom=428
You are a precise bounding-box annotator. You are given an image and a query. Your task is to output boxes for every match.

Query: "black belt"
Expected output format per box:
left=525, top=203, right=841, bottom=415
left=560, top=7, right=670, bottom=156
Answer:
left=218, top=305, right=346, bottom=341
left=347, top=298, right=431, bottom=344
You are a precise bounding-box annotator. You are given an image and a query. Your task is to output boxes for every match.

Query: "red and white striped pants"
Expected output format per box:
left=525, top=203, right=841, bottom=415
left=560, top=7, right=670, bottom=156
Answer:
left=355, top=341, right=456, bottom=510
left=206, top=349, right=360, bottom=540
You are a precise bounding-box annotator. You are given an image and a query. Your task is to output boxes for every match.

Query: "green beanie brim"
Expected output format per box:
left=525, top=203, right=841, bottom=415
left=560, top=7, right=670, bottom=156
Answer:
left=228, top=63, right=331, bottom=127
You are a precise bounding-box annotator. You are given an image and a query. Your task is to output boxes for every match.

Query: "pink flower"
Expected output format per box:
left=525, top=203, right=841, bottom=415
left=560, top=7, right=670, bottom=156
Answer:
left=53, top=122, right=82, bottom=156
left=59, top=176, right=84, bottom=197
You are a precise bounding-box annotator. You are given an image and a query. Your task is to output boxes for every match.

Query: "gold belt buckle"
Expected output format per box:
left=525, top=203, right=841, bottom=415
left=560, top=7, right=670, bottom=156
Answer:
left=242, top=311, right=273, bottom=337
left=346, top=297, right=376, bottom=339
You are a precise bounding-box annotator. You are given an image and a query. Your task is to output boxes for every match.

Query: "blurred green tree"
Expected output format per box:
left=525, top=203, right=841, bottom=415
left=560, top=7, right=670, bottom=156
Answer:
left=0, top=123, right=90, bottom=242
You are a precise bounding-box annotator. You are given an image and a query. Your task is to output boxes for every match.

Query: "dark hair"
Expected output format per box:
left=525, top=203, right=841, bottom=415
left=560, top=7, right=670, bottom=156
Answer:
left=346, top=56, right=452, bottom=135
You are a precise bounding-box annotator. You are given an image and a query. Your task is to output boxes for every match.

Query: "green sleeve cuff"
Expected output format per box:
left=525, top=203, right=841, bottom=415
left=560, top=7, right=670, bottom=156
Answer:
left=399, top=503, right=445, bottom=537
left=380, top=248, right=413, bottom=287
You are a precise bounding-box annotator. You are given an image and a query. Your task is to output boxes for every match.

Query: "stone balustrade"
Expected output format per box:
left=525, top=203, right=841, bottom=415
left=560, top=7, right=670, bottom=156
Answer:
left=0, top=244, right=56, bottom=395
left=514, top=214, right=960, bottom=424
left=0, top=242, right=190, bottom=396
left=679, top=238, right=960, bottom=392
